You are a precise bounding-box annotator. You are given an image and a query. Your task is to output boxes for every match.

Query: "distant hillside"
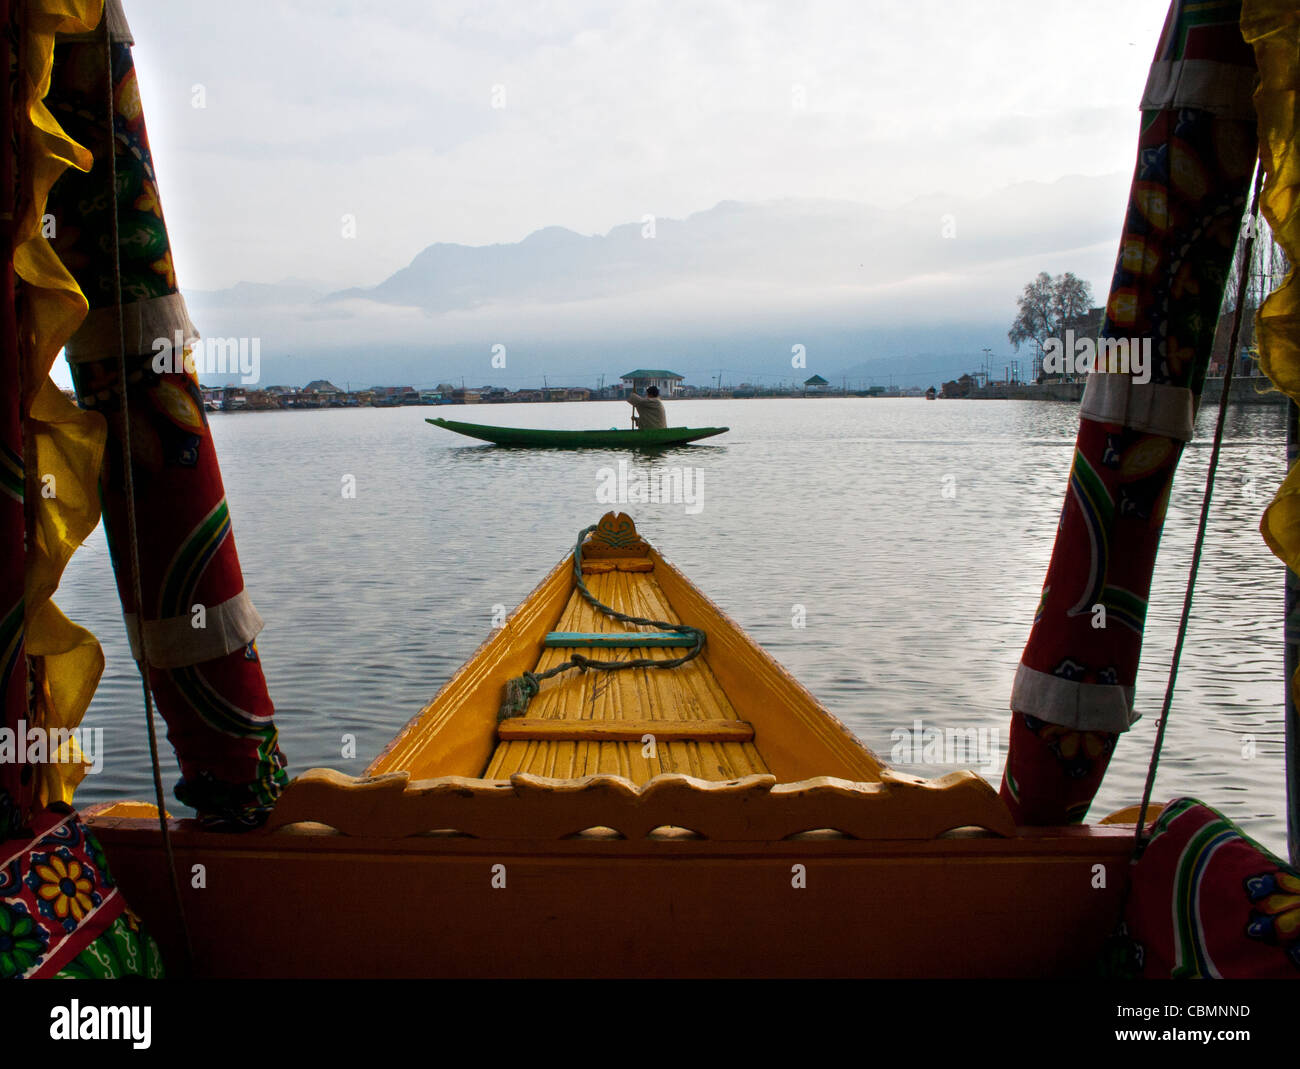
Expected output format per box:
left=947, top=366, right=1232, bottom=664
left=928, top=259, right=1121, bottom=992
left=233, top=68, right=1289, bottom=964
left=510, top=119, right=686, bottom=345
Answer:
left=181, top=176, right=1130, bottom=389
left=327, top=178, right=1125, bottom=315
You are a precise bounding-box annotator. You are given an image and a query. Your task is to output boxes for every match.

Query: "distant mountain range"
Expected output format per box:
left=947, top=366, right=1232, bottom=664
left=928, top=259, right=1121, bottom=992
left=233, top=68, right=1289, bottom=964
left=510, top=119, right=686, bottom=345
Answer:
left=184, top=173, right=1131, bottom=390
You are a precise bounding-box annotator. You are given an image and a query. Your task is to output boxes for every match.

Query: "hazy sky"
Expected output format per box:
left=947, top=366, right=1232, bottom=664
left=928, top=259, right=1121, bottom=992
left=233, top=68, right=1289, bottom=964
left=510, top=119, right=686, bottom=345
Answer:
left=123, top=0, right=1173, bottom=292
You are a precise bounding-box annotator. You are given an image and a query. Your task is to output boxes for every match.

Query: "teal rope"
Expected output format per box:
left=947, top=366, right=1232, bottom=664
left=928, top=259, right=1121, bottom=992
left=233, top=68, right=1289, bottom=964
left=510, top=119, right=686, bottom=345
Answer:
left=497, top=526, right=705, bottom=720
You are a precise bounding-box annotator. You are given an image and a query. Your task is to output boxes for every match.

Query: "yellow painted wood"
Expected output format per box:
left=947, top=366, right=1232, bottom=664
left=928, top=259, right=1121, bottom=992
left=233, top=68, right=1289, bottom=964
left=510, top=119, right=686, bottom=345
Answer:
left=497, top=718, right=755, bottom=742
left=650, top=548, right=884, bottom=783
left=80, top=800, right=166, bottom=820
left=375, top=513, right=882, bottom=787
left=366, top=554, right=573, bottom=780
left=581, top=559, right=653, bottom=573
left=1098, top=803, right=1166, bottom=825
left=487, top=562, right=767, bottom=784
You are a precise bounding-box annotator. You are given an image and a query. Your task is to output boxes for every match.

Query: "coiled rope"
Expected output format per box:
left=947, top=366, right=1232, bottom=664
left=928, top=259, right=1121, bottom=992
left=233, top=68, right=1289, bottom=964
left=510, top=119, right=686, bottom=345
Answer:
left=497, top=525, right=705, bottom=720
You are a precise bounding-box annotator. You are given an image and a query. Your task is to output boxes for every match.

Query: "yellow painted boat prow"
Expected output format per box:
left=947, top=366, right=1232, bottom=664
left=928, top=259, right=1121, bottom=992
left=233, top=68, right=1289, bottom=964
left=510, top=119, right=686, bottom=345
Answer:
left=266, top=512, right=1011, bottom=842
left=370, top=511, right=885, bottom=787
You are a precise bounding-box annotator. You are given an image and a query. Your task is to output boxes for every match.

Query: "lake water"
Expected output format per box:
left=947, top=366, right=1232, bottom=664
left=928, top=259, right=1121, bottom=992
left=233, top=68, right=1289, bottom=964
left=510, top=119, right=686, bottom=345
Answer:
left=62, top=397, right=1293, bottom=855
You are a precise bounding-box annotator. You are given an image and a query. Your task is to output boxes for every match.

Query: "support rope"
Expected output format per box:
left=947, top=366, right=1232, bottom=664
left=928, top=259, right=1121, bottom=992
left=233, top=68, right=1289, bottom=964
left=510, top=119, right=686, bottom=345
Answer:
left=497, top=525, right=705, bottom=720
left=101, top=14, right=194, bottom=973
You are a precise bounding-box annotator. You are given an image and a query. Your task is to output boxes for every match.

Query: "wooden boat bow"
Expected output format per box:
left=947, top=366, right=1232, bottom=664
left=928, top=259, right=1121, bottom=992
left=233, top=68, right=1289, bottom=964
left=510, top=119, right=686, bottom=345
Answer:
left=256, top=512, right=1015, bottom=840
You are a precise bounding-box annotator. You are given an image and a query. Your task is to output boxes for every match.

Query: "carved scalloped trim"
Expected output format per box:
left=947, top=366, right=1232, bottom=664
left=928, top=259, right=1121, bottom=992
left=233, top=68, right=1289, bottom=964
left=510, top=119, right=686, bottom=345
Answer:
left=265, top=767, right=1015, bottom=840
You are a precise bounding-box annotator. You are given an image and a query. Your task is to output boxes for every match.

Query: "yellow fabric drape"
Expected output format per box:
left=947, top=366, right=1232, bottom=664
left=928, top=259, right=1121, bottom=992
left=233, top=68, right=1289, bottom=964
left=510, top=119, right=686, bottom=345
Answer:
left=1252, top=2, right=1300, bottom=559
left=14, top=0, right=107, bottom=804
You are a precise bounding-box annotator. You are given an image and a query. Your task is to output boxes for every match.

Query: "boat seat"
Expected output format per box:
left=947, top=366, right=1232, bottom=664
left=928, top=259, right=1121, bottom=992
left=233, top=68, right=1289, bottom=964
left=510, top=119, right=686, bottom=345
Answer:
left=542, top=631, right=697, bottom=648
left=580, top=559, right=652, bottom=574
left=497, top=718, right=755, bottom=742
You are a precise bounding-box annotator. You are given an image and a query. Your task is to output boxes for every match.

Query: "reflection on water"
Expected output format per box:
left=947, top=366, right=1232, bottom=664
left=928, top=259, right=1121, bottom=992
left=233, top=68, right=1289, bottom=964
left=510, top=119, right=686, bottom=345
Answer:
left=63, top=398, right=1292, bottom=853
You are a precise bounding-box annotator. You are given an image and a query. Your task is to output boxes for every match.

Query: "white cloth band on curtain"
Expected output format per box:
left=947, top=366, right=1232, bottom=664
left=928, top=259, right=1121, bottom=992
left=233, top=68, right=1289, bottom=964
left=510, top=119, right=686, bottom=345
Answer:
left=1080, top=373, right=1196, bottom=441
left=65, top=293, right=198, bottom=364
left=1011, top=662, right=1140, bottom=733
left=123, top=590, right=264, bottom=669
left=1141, top=60, right=1257, bottom=118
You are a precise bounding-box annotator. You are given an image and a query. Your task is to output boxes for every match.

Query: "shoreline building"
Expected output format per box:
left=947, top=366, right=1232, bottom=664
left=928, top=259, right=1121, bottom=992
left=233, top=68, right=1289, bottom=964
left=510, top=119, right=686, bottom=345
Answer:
left=620, top=369, right=684, bottom=397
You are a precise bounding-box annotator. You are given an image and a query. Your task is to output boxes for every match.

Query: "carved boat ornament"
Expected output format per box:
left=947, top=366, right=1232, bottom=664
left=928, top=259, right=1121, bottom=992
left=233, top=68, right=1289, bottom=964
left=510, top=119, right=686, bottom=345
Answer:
left=266, top=767, right=1016, bottom=841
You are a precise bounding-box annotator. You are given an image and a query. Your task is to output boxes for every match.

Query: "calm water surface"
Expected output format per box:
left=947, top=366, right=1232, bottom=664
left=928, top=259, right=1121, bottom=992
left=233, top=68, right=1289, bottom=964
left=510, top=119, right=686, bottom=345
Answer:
left=64, top=398, right=1292, bottom=854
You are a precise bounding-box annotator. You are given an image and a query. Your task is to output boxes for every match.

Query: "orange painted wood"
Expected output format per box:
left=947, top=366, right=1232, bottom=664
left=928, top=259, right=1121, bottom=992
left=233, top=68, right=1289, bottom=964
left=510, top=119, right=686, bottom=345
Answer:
left=579, top=512, right=653, bottom=558
left=497, top=718, right=754, bottom=742
left=90, top=816, right=1136, bottom=978
left=263, top=768, right=1015, bottom=841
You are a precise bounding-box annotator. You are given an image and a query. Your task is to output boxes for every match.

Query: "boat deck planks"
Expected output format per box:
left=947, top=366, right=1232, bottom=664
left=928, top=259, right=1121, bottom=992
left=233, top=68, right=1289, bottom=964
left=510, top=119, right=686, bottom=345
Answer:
left=484, top=566, right=768, bottom=783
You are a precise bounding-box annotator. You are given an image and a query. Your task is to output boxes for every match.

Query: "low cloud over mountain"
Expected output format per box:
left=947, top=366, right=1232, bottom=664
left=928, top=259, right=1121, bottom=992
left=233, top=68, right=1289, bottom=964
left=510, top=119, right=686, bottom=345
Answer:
left=183, top=173, right=1130, bottom=389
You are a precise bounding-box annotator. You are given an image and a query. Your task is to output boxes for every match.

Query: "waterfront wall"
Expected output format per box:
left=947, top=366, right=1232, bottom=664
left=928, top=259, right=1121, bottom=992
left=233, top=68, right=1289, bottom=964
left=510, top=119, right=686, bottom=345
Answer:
left=965, top=376, right=1284, bottom=405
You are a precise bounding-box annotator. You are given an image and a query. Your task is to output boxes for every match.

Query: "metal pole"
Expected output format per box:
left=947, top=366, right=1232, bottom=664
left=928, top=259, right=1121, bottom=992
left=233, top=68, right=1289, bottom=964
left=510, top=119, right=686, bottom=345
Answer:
left=1287, top=397, right=1300, bottom=866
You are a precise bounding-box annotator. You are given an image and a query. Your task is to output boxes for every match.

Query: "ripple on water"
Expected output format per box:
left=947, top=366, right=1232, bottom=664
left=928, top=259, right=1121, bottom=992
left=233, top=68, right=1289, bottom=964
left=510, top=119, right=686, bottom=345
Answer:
left=58, top=400, right=1293, bottom=853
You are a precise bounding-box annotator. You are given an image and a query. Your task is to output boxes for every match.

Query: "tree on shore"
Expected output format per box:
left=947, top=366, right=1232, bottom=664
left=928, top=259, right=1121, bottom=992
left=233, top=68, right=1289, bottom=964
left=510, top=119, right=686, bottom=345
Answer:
left=1220, top=216, right=1289, bottom=330
left=1008, top=272, right=1094, bottom=353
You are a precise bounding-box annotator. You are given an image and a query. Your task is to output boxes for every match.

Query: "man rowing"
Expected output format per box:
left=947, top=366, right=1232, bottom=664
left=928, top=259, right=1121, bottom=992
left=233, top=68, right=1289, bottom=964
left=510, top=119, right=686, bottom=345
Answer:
left=626, top=385, right=667, bottom=429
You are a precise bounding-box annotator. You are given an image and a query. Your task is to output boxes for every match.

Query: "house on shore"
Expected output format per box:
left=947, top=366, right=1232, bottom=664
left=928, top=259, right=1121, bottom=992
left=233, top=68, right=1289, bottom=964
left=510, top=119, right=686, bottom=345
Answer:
left=371, top=385, right=415, bottom=406
left=803, top=374, right=830, bottom=395
left=304, top=379, right=343, bottom=404
left=218, top=385, right=247, bottom=410
left=620, top=369, right=684, bottom=397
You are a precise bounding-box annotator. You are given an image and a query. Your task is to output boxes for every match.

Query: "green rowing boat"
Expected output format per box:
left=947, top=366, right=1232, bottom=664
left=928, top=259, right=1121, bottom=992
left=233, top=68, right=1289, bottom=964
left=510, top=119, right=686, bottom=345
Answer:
left=426, top=417, right=729, bottom=448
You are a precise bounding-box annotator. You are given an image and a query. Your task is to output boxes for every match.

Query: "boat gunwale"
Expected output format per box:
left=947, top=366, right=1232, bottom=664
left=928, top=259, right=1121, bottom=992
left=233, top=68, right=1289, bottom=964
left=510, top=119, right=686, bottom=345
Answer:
left=86, top=808, right=1142, bottom=856
left=365, top=550, right=575, bottom=777
left=648, top=546, right=885, bottom=783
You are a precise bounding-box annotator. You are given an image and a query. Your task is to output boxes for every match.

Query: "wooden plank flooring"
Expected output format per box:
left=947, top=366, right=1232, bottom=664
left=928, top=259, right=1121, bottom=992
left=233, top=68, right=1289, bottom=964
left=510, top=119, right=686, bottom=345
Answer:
left=483, top=568, right=769, bottom=783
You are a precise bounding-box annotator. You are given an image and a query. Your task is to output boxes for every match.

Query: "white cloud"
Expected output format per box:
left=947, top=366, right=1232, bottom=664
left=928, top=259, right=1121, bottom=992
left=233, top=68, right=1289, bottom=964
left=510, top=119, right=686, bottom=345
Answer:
left=122, top=0, right=1170, bottom=290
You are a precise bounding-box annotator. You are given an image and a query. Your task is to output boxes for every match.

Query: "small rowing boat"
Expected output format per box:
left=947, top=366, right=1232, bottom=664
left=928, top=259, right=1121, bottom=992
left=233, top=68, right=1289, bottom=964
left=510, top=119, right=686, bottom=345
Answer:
left=426, top=417, right=729, bottom=448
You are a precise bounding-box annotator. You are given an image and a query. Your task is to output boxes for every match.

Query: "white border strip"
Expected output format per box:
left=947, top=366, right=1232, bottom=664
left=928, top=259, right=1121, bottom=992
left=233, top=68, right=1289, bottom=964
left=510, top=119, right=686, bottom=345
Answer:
left=66, top=293, right=197, bottom=365
left=1011, top=662, right=1140, bottom=733
left=1141, top=59, right=1257, bottom=117
left=123, top=590, right=264, bottom=669
left=1081, top=374, right=1195, bottom=441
